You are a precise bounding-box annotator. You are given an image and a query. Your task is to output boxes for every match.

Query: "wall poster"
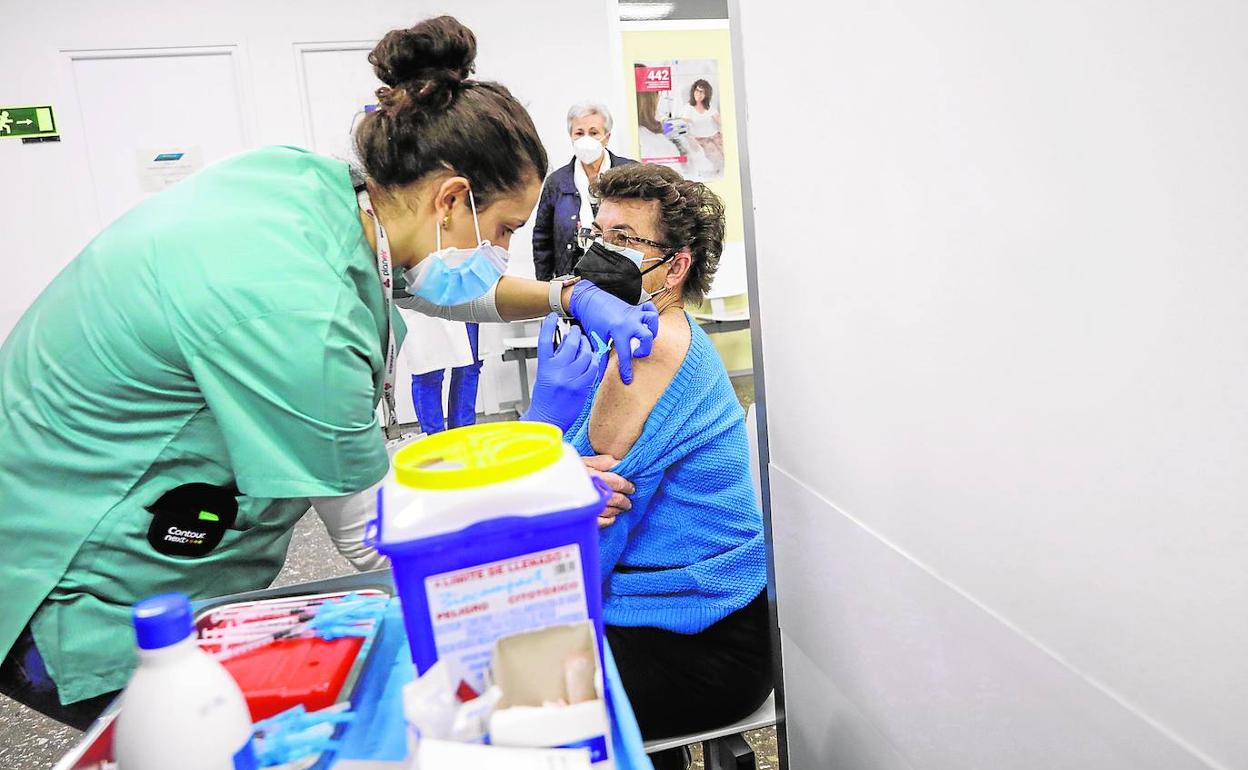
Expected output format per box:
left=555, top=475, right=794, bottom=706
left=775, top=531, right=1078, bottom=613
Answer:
left=633, top=58, right=725, bottom=182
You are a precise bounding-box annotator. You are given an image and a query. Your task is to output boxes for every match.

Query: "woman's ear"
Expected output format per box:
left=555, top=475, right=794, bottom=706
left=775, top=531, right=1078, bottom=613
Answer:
left=666, top=249, right=693, bottom=288
left=433, top=175, right=473, bottom=219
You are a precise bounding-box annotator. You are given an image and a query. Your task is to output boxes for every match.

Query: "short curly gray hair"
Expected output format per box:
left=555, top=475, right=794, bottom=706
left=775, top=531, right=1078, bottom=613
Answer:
left=565, top=101, right=614, bottom=135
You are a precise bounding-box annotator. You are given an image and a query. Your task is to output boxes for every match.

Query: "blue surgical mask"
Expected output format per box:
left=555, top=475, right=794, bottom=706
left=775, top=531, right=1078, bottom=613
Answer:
left=404, top=189, right=509, bottom=307
left=600, top=239, right=645, bottom=267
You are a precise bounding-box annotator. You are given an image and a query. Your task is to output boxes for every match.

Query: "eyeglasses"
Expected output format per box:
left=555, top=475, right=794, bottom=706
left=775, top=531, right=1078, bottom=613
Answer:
left=576, top=226, right=675, bottom=253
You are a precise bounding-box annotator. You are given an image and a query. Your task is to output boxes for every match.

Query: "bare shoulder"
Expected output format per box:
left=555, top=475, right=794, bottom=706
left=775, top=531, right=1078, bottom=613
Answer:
left=588, top=311, right=693, bottom=460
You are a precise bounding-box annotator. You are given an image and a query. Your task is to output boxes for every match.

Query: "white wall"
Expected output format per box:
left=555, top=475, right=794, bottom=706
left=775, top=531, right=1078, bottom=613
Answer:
left=738, top=1, right=1248, bottom=769
left=0, top=0, right=626, bottom=411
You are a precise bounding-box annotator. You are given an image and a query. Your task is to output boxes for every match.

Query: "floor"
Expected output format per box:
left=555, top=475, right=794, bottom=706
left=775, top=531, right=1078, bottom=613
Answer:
left=0, top=374, right=775, bottom=770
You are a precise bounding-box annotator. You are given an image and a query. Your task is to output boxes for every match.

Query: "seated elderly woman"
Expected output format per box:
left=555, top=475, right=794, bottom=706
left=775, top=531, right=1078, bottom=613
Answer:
left=554, top=163, right=771, bottom=747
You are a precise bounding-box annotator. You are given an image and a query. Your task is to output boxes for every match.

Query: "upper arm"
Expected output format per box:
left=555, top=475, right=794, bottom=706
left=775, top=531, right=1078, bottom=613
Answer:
left=587, top=315, right=691, bottom=460
left=188, top=297, right=389, bottom=499
left=597, top=465, right=667, bottom=576
left=532, top=185, right=554, bottom=277
left=533, top=181, right=554, bottom=239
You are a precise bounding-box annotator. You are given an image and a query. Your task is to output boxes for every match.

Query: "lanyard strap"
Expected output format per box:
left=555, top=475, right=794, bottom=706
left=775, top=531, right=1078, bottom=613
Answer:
left=357, top=189, right=400, bottom=439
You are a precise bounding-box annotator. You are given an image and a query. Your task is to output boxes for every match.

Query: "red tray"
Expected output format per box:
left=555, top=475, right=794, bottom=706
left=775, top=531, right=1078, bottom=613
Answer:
left=52, top=586, right=390, bottom=770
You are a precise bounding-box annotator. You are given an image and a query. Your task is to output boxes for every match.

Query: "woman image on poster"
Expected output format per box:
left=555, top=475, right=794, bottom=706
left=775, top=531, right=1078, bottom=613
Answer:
left=678, top=78, right=724, bottom=177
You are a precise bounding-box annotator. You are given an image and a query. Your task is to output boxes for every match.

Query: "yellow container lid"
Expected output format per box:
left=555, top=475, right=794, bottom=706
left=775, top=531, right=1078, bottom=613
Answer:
left=393, top=421, right=565, bottom=490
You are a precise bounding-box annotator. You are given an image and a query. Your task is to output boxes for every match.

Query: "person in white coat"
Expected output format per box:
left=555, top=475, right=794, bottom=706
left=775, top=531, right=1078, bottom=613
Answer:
left=400, top=309, right=481, bottom=433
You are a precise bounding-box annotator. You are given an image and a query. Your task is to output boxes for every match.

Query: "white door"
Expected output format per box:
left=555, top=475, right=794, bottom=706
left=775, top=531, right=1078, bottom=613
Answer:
left=70, top=48, right=250, bottom=229
left=297, top=43, right=379, bottom=163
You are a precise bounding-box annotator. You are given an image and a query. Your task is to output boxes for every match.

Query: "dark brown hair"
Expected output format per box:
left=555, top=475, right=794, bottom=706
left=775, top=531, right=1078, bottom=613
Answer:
left=689, top=78, right=713, bottom=108
left=635, top=90, right=663, bottom=133
left=594, top=164, right=725, bottom=302
left=355, top=16, right=548, bottom=206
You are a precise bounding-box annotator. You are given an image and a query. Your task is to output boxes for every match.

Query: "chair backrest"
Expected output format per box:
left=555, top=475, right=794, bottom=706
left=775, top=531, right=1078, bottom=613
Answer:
left=746, top=402, right=763, bottom=510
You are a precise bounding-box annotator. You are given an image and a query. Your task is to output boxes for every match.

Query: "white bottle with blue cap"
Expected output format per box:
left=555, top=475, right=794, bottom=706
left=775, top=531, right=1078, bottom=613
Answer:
left=114, top=593, right=257, bottom=770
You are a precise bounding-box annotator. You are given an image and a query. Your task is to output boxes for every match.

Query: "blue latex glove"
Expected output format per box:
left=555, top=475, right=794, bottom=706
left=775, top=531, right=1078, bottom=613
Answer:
left=567, top=281, right=660, bottom=385
left=522, top=314, right=600, bottom=432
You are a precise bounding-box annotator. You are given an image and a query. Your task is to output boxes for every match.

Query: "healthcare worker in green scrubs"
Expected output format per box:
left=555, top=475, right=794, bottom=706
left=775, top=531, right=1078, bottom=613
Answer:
left=0, top=15, right=656, bottom=727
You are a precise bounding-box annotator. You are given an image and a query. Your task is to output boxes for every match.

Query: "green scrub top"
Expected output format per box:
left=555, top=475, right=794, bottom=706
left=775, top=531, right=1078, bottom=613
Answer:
left=0, top=146, right=399, bottom=703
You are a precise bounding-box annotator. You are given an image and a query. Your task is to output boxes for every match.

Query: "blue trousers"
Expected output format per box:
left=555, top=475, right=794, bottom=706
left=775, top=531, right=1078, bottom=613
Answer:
left=411, top=323, right=483, bottom=434
left=0, top=625, right=116, bottom=728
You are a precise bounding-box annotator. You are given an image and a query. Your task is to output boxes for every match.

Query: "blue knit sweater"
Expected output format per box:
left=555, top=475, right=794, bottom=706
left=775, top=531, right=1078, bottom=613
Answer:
left=566, top=316, right=766, bottom=634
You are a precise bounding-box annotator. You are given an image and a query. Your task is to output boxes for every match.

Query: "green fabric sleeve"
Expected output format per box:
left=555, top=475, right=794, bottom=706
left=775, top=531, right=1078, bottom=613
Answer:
left=187, top=296, right=388, bottom=498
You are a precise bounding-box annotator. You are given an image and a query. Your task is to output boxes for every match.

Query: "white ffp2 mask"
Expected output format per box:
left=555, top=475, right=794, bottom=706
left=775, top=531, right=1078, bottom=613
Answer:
left=572, top=136, right=605, bottom=166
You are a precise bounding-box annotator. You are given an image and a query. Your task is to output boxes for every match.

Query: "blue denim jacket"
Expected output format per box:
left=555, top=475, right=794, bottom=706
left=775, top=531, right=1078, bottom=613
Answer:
left=532, top=151, right=638, bottom=281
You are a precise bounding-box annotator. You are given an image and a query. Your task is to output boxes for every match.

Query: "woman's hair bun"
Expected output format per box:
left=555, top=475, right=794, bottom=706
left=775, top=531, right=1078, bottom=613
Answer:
left=370, top=16, right=477, bottom=111
left=355, top=15, right=548, bottom=203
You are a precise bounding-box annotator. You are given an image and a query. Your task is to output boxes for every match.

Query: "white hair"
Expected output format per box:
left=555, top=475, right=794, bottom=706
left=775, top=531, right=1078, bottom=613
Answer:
left=566, top=101, right=614, bottom=135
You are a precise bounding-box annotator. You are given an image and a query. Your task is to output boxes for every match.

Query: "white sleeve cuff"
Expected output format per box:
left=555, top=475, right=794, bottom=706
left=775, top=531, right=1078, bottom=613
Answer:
left=309, top=483, right=389, bottom=572
left=394, top=282, right=506, bottom=323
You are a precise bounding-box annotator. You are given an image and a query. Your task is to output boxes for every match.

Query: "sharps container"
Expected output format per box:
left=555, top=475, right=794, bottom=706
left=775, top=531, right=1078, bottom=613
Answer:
left=369, top=421, right=610, bottom=693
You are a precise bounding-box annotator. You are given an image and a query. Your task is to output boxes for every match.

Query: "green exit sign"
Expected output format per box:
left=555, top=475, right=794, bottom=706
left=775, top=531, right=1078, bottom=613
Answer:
left=0, top=106, right=58, bottom=139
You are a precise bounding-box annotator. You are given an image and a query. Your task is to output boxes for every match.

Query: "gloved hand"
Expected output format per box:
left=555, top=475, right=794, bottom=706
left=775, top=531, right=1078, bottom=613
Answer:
left=522, top=314, right=600, bottom=432
left=568, top=281, right=661, bottom=385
